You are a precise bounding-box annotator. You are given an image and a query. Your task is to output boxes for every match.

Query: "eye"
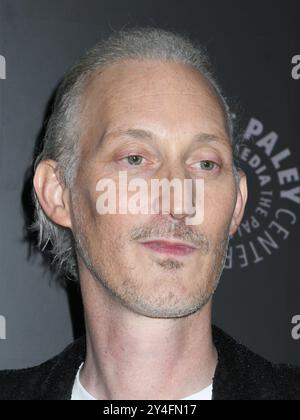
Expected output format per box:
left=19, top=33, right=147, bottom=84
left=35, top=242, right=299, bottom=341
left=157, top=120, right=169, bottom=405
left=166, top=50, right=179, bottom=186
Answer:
left=123, top=155, right=145, bottom=166
left=192, top=160, right=219, bottom=171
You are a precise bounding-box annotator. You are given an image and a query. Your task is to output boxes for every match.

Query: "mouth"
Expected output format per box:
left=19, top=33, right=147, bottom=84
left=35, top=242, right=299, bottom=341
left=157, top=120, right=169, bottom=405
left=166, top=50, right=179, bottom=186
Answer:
left=139, top=239, right=199, bottom=257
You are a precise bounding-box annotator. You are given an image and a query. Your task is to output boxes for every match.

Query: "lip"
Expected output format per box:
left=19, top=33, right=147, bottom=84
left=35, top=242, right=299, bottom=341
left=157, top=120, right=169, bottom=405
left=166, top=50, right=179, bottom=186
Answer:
left=140, top=240, right=198, bottom=257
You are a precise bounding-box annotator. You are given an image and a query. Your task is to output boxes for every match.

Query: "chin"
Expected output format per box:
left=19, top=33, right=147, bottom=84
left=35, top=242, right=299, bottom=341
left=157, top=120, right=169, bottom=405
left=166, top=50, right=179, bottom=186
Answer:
left=121, top=284, right=212, bottom=319
left=129, top=299, right=209, bottom=319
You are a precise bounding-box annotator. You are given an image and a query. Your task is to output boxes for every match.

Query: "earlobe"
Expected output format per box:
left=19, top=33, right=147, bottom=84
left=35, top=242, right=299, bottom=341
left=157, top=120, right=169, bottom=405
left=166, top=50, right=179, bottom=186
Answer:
left=33, top=160, right=72, bottom=229
left=230, top=170, right=248, bottom=236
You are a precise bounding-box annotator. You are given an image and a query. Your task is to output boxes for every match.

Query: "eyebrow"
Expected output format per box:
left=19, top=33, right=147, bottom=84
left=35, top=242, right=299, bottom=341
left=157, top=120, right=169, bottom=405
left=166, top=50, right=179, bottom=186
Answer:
left=101, top=128, right=231, bottom=149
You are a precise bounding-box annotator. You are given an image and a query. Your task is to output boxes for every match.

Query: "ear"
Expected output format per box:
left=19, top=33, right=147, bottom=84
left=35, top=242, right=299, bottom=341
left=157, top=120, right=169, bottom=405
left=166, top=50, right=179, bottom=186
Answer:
left=33, top=160, right=72, bottom=229
left=229, top=170, right=248, bottom=236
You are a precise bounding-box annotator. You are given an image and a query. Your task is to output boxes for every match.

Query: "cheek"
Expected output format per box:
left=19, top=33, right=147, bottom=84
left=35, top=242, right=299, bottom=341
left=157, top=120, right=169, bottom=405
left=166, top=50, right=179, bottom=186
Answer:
left=90, top=215, right=146, bottom=272
left=91, top=214, right=136, bottom=254
left=97, top=214, right=128, bottom=236
left=203, top=181, right=236, bottom=234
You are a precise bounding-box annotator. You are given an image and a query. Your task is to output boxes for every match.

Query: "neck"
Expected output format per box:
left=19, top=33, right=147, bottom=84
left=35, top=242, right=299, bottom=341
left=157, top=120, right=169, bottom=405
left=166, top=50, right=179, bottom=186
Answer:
left=79, top=267, right=217, bottom=400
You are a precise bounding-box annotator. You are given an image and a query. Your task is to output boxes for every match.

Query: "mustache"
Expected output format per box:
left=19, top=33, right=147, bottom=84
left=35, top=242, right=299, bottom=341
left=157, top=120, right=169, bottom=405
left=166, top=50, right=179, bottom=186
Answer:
left=129, top=219, right=210, bottom=255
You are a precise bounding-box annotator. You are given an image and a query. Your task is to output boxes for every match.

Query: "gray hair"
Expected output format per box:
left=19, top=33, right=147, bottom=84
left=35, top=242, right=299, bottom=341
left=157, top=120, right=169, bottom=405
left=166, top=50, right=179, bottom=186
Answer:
left=32, top=27, right=240, bottom=281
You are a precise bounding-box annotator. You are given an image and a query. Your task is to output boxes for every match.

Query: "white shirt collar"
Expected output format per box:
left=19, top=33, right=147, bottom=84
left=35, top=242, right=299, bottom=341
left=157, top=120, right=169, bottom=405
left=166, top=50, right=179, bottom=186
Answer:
left=71, top=363, right=212, bottom=401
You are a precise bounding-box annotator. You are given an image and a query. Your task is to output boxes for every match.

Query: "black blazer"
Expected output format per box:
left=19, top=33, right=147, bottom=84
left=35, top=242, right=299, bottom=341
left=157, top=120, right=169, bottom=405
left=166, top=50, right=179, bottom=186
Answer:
left=0, top=327, right=299, bottom=400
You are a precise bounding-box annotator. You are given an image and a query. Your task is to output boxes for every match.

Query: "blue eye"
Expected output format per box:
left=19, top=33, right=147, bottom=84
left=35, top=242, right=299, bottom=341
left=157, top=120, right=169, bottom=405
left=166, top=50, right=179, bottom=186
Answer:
left=125, top=155, right=145, bottom=166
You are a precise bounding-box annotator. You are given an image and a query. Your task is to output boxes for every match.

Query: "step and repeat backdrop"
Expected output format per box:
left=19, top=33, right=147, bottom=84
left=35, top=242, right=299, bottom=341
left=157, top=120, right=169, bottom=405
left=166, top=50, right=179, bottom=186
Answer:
left=0, top=0, right=299, bottom=369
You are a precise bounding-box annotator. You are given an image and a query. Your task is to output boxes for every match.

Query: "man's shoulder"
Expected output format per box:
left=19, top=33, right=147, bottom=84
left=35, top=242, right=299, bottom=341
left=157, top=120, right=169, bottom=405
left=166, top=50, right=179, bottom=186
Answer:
left=213, top=326, right=300, bottom=400
left=0, top=338, right=85, bottom=400
left=272, top=362, right=300, bottom=398
left=239, top=343, right=300, bottom=399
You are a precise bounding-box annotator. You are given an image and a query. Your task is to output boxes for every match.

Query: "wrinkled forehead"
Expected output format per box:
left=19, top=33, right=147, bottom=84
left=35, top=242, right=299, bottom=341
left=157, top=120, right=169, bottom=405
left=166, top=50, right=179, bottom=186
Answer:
left=79, top=59, right=230, bottom=150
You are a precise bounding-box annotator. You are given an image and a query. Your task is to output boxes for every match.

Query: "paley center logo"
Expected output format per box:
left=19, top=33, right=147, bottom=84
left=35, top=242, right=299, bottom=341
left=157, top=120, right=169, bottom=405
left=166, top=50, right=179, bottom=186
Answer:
left=225, top=117, right=300, bottom=270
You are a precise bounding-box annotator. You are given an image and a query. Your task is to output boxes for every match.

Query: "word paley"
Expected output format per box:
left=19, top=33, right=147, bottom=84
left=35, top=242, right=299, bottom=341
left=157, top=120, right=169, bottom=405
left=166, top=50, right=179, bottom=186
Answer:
left=243, top=118, right=300, bottom=204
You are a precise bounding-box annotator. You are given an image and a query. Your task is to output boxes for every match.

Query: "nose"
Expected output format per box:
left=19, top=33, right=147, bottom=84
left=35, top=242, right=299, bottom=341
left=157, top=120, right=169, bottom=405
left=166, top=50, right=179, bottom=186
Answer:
left=152, top=163, right=197, bottom=221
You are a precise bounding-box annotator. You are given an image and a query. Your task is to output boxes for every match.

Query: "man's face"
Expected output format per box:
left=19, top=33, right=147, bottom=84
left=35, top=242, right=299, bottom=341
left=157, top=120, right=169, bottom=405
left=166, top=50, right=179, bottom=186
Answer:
left=70, top=59, right=242, bottom=318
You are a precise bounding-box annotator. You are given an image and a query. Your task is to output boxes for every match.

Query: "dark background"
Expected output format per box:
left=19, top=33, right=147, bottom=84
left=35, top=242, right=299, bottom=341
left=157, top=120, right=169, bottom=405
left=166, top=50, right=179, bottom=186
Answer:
left=0, top=0, right=299, bottom=369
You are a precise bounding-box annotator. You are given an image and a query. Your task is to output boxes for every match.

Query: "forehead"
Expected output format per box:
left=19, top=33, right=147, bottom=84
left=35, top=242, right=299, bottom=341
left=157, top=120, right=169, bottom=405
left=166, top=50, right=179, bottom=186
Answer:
left=80, top=60, right=229, bottom=148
